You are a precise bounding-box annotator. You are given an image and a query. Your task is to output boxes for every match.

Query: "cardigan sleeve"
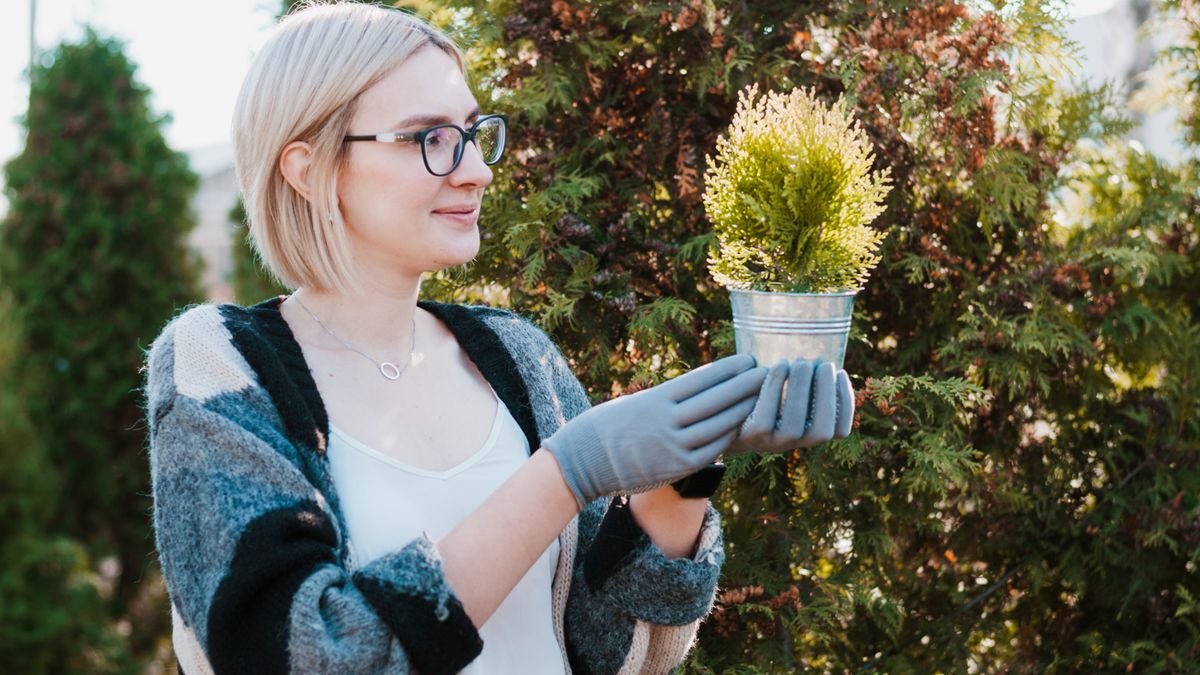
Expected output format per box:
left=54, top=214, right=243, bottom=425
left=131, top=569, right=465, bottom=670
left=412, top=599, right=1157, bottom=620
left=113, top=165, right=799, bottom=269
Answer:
left=580, top=496, right=725, bottom=625
left=526, top=318, right=726, bottom=672
left=562, top=495, right=725, bottom=673
left=146, top=306, right=482, bottom=675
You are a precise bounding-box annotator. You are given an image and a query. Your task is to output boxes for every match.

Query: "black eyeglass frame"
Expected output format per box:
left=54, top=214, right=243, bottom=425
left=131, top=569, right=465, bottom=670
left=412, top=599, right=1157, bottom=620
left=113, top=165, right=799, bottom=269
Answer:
left=343, top=114, right=508, bottom=177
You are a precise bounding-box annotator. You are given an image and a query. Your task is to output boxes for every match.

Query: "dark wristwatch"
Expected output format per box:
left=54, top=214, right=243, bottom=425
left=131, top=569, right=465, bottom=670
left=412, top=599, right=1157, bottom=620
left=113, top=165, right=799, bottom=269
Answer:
left=670, top=463, right=726, bottom=499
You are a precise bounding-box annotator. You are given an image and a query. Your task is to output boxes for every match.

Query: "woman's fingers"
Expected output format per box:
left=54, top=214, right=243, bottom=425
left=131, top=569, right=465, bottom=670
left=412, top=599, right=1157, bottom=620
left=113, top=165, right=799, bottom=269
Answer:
left=740, top=360, right=789, bottom=437
left=678, top=395, right=758, bottom=449
left=675, top=366, right=768, bottom=427
left=776, top=360, right=815, bottom=441
left=691, top=427, right=740, bottom=466
left=657, top=353, right=757, bottom=402
left=802, top=362, right=837, bottom=443
left=835, top=369, right=854, bottom=438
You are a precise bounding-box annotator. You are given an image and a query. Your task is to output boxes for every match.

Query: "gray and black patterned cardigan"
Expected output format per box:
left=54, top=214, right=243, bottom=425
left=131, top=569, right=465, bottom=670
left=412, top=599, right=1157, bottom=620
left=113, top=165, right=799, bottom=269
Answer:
left=144, top=296, right=726, bottom=675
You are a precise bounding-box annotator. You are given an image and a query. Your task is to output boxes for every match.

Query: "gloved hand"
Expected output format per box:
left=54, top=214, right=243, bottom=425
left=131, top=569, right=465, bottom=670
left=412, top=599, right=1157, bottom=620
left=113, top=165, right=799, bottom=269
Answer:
left=544, top=354, right=768, bottom=508
left=724, top=359, right=855, bottom=455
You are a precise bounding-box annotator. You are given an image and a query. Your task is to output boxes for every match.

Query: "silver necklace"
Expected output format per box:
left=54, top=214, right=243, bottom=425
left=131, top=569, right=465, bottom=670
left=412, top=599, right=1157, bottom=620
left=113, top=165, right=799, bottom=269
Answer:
left=293, top=295, right=416, bottom=381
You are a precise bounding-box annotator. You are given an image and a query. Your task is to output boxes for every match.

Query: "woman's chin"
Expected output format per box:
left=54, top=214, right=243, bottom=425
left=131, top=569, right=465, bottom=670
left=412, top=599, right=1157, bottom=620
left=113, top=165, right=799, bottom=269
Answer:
left=427, top=240, right=481, bottom=271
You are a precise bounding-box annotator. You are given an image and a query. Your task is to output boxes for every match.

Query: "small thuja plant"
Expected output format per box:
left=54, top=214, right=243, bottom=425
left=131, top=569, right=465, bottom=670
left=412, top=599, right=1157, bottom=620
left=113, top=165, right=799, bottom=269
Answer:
left=704, top=84, right=893, bottom=292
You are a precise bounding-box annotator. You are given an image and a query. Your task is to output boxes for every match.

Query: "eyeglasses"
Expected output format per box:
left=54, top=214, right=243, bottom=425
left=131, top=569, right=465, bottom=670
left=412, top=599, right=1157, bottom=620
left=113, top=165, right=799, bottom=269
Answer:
left=343, top=114, right=508, bottom=177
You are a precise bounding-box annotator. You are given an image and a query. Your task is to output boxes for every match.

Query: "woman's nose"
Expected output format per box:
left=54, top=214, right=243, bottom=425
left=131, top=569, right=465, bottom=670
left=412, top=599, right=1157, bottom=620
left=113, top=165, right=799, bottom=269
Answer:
left=448, top=139, right=494, bottom=187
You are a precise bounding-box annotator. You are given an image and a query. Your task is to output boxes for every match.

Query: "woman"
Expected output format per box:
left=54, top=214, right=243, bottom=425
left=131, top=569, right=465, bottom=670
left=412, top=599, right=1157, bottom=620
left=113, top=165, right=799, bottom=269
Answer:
left=145, top=2, right=855, bottom=673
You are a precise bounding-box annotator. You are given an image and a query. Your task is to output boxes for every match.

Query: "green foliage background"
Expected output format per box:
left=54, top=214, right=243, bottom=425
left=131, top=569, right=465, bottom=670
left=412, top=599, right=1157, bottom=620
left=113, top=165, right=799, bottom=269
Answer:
left=413, top=0, right=1200, bottom=670
left=229, top=198, right=289, bottom=304
left=1, top=0, right=1198, bottom=672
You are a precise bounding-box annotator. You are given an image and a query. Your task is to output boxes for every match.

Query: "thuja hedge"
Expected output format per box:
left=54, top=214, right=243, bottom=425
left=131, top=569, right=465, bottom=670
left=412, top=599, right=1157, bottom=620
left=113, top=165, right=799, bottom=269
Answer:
left=408, top=0, right=1200, bottom=670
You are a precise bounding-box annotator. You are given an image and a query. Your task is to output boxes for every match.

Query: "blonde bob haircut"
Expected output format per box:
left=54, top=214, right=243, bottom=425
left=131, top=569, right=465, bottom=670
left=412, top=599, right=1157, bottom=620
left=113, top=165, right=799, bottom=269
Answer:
left=232, top=1, right=465, bottom=293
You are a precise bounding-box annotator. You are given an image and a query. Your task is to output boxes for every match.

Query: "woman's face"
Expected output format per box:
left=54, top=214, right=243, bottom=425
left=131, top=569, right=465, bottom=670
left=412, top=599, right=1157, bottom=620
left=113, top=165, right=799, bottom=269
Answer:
left=337, top=47, right=493, bottom=280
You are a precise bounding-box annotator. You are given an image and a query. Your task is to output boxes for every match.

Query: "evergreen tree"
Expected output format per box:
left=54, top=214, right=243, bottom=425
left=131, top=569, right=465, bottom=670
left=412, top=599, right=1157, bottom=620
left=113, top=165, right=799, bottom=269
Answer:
left=0, top=291, right=136, bottom=673
left=0, top=28, right=201, bottom=670
left=228, top=199, right=288, bottom=304
left=411, top=0, right=1200, bottom=670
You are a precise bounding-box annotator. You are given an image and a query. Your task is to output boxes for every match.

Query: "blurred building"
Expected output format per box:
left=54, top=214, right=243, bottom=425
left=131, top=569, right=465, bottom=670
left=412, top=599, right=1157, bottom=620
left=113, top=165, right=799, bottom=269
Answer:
left=1065, top=0, right=1191, bottom=162
left=186, top=143, right=238, bottom=303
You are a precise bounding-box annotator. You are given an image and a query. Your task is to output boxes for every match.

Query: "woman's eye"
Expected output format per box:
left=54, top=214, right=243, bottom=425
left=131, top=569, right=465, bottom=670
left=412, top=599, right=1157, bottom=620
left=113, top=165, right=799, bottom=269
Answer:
left=424, top=127, right=453, bottom=148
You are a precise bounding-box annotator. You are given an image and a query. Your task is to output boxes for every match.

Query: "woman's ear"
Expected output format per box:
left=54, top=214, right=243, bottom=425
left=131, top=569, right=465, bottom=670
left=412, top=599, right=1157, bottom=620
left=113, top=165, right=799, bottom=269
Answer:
left=279, top=141, right=315, bottom=202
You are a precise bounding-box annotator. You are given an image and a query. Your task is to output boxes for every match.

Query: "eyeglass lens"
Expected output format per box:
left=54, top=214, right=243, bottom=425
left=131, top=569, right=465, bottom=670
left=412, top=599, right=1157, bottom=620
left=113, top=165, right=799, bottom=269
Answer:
left=422, top=117, right=506, bottom=175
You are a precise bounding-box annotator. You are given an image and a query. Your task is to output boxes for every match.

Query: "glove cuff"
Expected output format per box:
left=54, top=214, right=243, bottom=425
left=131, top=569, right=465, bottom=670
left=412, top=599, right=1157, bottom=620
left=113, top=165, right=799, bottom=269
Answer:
left=543, top=419, right=617, bottom=508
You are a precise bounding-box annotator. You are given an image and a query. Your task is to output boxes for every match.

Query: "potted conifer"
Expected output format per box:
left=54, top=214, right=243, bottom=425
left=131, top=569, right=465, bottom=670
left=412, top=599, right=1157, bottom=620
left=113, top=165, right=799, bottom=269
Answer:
left=703, top=84, right=892, bottom=368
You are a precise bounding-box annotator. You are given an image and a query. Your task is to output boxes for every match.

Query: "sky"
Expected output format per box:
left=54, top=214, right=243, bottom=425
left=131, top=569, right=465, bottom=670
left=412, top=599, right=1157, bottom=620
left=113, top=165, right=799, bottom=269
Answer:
left=0, top=0, right=1133, bottom=215
left=0, top=0, right=276, bottom=168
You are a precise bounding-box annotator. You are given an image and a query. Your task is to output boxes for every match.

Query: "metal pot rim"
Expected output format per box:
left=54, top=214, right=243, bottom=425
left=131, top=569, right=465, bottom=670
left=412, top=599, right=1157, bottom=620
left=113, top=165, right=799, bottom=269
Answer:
left=728, top=287, right=860, bottom=298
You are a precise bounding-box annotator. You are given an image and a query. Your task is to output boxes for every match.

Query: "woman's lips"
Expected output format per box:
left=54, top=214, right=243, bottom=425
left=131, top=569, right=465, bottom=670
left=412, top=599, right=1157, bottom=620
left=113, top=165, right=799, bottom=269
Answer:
left=432, top=207, right=478, bottom=226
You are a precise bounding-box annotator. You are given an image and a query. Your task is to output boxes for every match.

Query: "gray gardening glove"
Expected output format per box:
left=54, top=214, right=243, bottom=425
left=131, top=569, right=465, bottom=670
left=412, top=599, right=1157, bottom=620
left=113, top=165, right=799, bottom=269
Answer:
left=544, top=354, right=768, bottom=508
left=724, top=358, right=855, bottom=455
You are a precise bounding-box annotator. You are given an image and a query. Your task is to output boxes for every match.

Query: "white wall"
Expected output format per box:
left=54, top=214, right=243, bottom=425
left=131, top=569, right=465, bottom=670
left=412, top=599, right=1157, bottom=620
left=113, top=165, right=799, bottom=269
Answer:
left=1066, top=0, right=1192, bottom=163
left=186, top=144, right=238, bottom=303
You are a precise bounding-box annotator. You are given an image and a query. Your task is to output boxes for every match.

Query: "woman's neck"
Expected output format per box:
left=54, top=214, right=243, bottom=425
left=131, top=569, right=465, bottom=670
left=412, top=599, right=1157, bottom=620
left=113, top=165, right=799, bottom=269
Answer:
left=286, top=277, right=423, bottom=359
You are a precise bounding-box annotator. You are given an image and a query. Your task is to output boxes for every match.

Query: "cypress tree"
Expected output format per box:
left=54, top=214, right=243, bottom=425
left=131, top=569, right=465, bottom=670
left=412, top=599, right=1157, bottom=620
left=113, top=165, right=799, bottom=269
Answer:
left=0, top=293, right=134, bottom=672
left=0, top=28, right=201, bottom=666
left=415, top=0, right=1200, bottom=669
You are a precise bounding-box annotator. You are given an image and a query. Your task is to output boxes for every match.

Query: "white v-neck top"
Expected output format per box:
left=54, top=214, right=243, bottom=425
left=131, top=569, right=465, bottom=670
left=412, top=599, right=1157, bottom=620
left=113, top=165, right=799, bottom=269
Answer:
left=327, top=392, right=564, bottom=674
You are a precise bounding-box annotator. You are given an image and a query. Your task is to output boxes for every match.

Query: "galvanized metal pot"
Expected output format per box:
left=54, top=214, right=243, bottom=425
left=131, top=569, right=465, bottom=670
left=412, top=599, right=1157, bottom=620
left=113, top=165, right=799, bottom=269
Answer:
left=730, top=288, right=856, bottom=369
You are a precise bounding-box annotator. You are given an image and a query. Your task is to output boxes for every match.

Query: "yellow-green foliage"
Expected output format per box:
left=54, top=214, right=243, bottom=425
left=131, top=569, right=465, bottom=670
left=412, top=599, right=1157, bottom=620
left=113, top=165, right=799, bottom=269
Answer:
left=704, top=84, right=893, bottom=292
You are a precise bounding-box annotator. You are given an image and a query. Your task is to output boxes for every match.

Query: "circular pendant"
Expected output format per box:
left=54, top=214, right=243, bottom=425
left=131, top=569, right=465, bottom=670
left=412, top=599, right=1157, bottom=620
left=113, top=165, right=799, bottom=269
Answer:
left=379, top=362, right=402, bottom=380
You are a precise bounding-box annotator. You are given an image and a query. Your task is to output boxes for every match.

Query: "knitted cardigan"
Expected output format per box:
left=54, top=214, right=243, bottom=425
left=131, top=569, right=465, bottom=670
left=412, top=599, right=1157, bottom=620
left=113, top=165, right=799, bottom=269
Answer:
left=145, top=296, right=727, bottom=675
